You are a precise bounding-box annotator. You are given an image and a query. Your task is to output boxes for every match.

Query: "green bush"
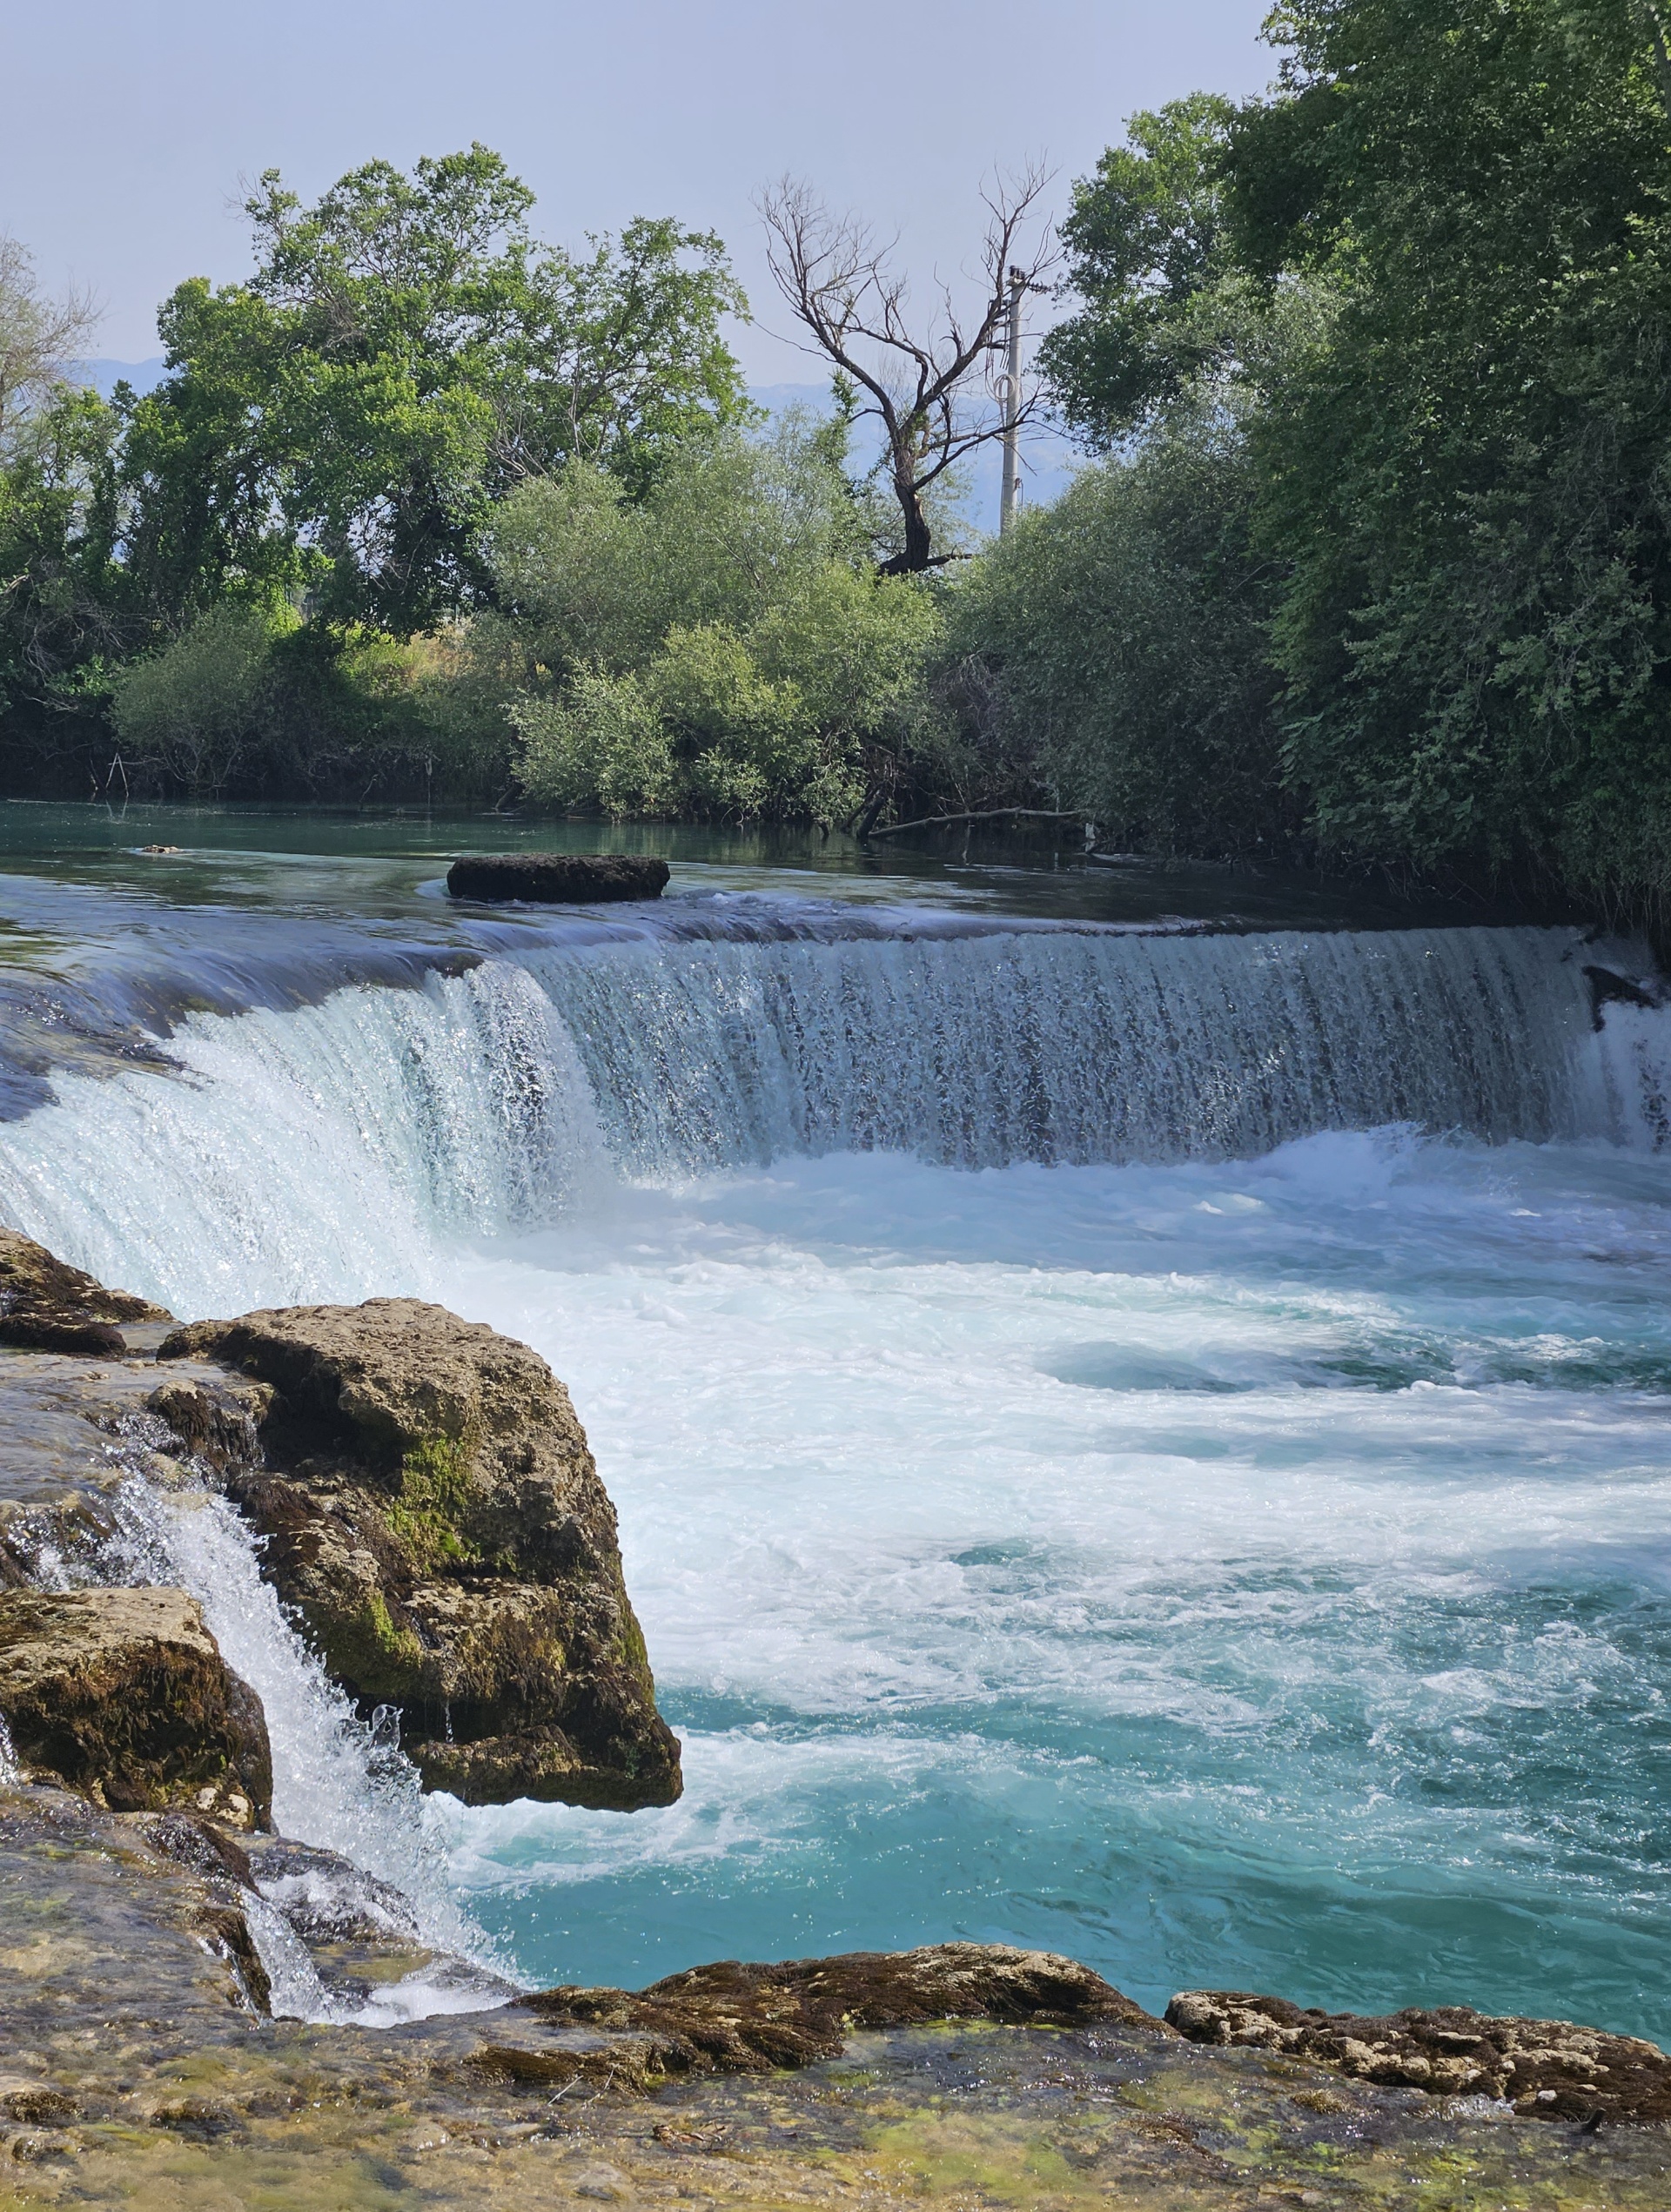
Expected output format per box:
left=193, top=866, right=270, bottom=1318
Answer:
left=943, top=419, right=1286, bottom=856
left=493, top=423, right=944, bottom=822
left=109, top=605, right=279, bottom=790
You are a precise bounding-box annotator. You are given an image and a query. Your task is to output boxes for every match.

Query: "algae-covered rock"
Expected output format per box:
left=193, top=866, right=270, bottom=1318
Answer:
left=0, top=1225, right=168, bottom=1355
left=1166, top=1987, right=1671, bottom=2122
left=0, top=1586, right=272, bottom=1828
left=507, top=1943, right=1167, bottom=2078
left=157, top=1298, right=681, bottom=1811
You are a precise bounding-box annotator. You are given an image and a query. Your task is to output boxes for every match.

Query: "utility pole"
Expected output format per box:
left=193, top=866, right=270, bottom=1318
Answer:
left=998, top=265, right=1045, bottom=535
left=999, top=267, right=1024, bottom=535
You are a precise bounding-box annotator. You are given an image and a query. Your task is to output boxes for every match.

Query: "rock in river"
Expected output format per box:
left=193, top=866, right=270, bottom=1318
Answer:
left=0, top=1225, right=168, bottom=1356
left=446, top=852, right=669, bottom=903
left=0, top=1585, right=272, bottom=1828
left=157, top=1297, right=682, bottom=1810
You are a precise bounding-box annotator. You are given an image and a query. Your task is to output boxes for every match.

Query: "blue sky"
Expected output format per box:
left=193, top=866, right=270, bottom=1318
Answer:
left=6, top=0, right=1273, bottom=381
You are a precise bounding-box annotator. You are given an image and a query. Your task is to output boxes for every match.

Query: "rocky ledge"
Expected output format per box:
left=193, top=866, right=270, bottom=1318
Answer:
left=158, top=1297, right=681, bottom=1808
left=1168, top=1987, right=1671, bottom=2126
left=0, top=1225, right=168, bottom=1355
left=0, top=1232, right=679, bottom=1812
left=0, top=1586, right=271, bottom=1828
left=6, top=1792, right=1671, bottom=2210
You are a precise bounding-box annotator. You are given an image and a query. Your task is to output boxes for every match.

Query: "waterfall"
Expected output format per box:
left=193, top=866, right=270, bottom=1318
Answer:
left=0, top=905, right=1666, bottom=2017
left=0, top=920, right=1650, bottom=1314
left=523, top=922, right=1622, bottom=1176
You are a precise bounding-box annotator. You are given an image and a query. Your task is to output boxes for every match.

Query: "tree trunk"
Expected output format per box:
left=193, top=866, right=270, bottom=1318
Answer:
left=878, top=461, right=934, bottom=576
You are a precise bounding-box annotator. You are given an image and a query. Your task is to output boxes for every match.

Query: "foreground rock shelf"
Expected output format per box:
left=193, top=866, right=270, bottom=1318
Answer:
left=3, top=1785, right=1670, bottom=2209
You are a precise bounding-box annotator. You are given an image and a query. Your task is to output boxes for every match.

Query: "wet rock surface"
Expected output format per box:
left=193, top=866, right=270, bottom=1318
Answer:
left=446, top=852, right=670, bottom=904
left=158, top=1297, right=681, bottom=1810
left=504, top=1946, right=1164, bottom=2079
left=0, top=1226, right=167, bottom=1356
left=1168, top=1987, right=1671, bottom=2124
left=5, top=1786, right=1671, bottom=2210
left=0, top=1585, right=272, bottom=1827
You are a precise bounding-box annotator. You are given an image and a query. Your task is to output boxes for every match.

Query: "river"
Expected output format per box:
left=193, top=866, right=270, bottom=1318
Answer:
left=1, top=802, right=1668, bottom=2040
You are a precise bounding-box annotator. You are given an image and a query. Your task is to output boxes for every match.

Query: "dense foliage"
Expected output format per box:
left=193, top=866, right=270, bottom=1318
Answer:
left=6, top=19, right=1671, bottom=934
left=1029, top=0, right=1671, bottom=924
left=0, top=150, right=753, bottom=797
left=1236, top=0, right=1671, bottom=918
left=491, top=422, right=944, bottom=822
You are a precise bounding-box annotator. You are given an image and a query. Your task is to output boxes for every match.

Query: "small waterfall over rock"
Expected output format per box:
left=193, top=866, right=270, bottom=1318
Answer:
left=0, top=918, right=1653, bottom=1316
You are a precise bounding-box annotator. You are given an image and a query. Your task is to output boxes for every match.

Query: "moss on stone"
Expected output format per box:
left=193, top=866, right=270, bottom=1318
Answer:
left=384, top=1433, right=480, bottom=1573
left=309, top=1590, right=426, bottom=1701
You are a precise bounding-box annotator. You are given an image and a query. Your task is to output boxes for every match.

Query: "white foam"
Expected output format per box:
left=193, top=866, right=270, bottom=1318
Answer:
left=111, top=1479, right=507, bottom=1979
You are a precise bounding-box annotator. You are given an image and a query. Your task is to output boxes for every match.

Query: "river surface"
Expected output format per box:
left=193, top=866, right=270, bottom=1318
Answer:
left=2, top=803, right=1668, bottom=2040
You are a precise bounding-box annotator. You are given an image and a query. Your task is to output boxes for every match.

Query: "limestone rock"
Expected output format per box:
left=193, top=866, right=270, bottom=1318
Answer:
left=0, top=1587, right=272, bottom=1829
left=1165, top=1989, right=1671, bottom=2122
left=0, top=1227, right=168, bottom=1356
left=157, top=1298, right=681, bottom=1811
left=446, top=853, right=669, bottom=904
left=512, top=1943, right=1167, bottom=2075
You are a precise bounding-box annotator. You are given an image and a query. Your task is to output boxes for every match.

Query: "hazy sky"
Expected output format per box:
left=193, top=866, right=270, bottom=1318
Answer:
left=3, top=1, right=1274, bottom=380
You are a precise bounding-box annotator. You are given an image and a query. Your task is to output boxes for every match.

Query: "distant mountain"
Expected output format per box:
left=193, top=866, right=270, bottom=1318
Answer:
left=77, top=359, right=166, bottom=399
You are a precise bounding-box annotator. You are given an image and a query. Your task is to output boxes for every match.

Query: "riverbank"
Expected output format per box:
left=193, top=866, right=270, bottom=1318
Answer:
left=6, top=1778, right=1671, bottom=2209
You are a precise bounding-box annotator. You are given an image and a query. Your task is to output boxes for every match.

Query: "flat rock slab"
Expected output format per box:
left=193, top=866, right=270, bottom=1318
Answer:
left=1168, top=1987, right=1671, bottom=2123
left=0, top=1226, right=167, bottom=1357
left=0, top=1586, right=272, bottom=1827
left=446, top=853, right=669, bottom=903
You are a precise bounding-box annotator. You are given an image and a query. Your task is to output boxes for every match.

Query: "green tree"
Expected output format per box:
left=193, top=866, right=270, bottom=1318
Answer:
left=1226, top=0, right=1671, bottom=917
left=1039, top=94, right=1241, bottom=444
left=0, top=238, right=130, bottom=771
left=108, top=602, right=278, bottom=790
left=944, top=411, right=1286, bottom=855
left=122, top=148, right=751, bottom=635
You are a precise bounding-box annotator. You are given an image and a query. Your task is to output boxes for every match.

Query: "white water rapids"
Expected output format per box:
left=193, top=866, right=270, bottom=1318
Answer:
left=3, top=912, right=1669, bottom=2034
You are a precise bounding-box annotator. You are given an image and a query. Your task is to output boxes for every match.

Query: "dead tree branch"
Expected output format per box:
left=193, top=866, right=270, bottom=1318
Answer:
left=756, top=171, right=1055, bottom=573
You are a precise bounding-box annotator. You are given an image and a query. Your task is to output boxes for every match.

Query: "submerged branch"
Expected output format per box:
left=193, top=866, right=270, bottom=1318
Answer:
left=862, top=806, right=1086, bottom=840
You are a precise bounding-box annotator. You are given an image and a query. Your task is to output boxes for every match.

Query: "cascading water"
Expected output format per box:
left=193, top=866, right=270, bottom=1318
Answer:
left=0, top=920, right=1651, bottom=1313
left=3, top=898, right=1669, bottom=2039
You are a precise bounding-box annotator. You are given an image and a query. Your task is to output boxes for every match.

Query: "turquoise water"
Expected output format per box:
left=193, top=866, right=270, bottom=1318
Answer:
left=431, top=1136, right=1671, bottom=2035
left=0, top=804, right=1667, bottom=2038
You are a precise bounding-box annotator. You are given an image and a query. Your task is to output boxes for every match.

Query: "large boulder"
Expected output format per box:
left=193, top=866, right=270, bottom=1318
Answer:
left=0, top=1227, right=168, bottom=1356
left=1165, top=1989, right=1671, bottom=2123
left=0, top=1586, right=272, bottom=1829
left=446, top=853, right=669, bottom=904
left=157, top=1299, right=681, bottom=1811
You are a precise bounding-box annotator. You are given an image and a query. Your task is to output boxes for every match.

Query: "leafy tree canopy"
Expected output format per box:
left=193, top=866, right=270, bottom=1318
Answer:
left=1038, top=94, right=1241, bottom=443
left=1225, top=0, right=1671, bottom=908
left=121, top=147, right=751, bottom=635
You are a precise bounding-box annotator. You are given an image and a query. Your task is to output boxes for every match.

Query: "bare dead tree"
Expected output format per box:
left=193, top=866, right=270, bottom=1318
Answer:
left=757, top=171, right=1054, bottom=574
left=0, top=234, right=101, bottom=460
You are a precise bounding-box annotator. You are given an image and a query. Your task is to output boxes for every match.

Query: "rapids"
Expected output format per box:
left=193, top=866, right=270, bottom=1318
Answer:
left=0, top=812, right=1668, bottom=2038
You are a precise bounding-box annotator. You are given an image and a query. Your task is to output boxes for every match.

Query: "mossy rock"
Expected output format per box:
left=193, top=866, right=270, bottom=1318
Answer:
left=0, top=1585, right=272, bottom=1828
left=158, top=1299, right=681, bottom=1810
